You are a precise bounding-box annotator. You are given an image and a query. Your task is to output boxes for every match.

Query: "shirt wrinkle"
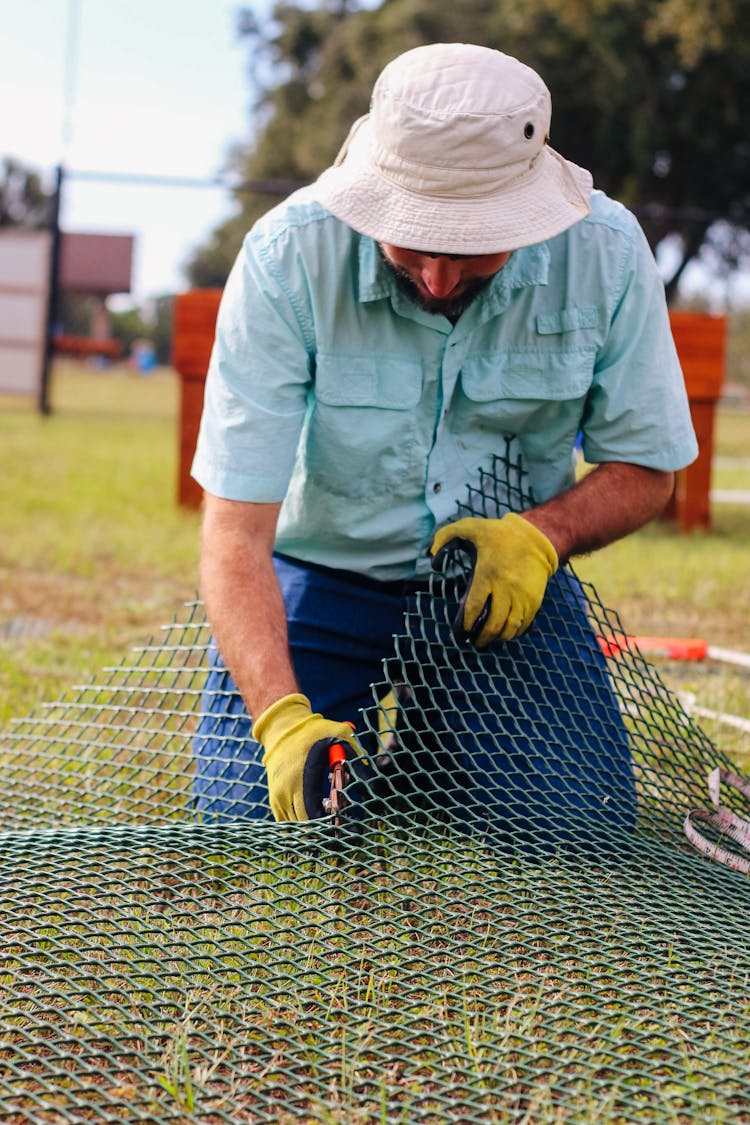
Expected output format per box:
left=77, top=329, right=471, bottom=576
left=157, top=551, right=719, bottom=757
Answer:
left=254, top=234, right=317, bottom=356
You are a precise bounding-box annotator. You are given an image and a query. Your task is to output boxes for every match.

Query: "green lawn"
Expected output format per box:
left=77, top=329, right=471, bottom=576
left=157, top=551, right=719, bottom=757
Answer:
left=0, top=360, right=201, bottom=722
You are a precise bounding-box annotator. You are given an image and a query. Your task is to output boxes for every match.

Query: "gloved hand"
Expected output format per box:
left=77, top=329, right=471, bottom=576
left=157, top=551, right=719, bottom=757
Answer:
left=430, top=513, right=558, bottom=648
left=252, top=693, right=359, bottom=822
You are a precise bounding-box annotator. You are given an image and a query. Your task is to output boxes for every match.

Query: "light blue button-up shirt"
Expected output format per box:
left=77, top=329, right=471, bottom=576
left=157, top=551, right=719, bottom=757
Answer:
left=192, top=187, right=698, bottom=581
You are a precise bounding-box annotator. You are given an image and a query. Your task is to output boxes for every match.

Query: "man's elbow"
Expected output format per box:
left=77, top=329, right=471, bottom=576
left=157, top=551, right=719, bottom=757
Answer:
left=648, top=468, right=675, bottom=518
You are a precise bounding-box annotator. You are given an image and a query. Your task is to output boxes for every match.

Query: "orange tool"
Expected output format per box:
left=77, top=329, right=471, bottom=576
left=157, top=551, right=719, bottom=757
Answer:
left=599, top=635, right=709, bottom=661
left=321, top=721, right=355, bottom=825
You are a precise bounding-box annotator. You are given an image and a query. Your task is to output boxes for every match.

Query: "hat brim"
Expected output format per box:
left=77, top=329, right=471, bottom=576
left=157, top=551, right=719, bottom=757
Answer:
left=313, top=117, right=593, bottom=255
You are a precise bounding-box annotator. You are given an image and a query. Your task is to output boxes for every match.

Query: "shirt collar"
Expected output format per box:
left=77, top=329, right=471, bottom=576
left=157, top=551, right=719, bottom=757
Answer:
left=357, top=236, right=391, bottom=302
left=356, top=234, right=551, bottom=316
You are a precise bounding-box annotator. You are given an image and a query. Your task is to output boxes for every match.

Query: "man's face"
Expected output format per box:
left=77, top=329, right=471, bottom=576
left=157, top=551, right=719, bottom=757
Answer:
left=379, top=243, right=511, bottom=319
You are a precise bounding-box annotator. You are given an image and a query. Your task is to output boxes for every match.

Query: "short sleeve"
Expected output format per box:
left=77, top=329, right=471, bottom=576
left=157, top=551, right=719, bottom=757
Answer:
left=191, top=228, right=313, bottom=502
left=581, top=218, right=698, bottom=472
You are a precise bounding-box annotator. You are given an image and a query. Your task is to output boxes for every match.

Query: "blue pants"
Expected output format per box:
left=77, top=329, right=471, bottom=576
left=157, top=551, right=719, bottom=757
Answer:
left=193, top=554, right=636, bottom=849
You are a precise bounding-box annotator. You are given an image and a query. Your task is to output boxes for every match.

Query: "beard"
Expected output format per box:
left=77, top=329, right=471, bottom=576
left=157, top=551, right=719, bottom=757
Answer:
left=377, top=247, right=495, bottom=321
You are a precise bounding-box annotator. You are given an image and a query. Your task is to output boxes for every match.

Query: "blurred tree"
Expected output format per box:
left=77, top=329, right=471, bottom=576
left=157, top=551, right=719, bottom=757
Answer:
left=59, top=294, right=95, bottom=337
left=492, top=0, right=750, bottom=301
left=0, top=157, right=51, bottom=229
left=184, top=207, right=251, bottom=289
left=185, top=0, right=750, bottom=302
left=109, top=306, right=154, bottom=356
left=185, top=0, right=500, bottom=286
left=58, top=294, right=174, bottom=363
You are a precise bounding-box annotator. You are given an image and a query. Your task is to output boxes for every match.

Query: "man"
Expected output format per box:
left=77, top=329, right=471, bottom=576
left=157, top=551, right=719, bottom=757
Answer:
left=190, top=43, right=697, bottom=832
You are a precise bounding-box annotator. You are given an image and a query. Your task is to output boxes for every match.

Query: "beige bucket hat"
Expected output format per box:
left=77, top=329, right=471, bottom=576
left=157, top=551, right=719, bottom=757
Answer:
left=313, top=42, right=593, bottom=255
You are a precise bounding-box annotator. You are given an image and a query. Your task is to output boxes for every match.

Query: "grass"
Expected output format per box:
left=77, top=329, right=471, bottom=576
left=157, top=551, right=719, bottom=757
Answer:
left=573, top=406, right=750, bottom=644
left=0, top=359, right=201, bottom=722
left=573, top=403, right=750, bottom=764
left=1, top=361, right=750, bottom=1121
left=2, top=827, right=750, bottom=1123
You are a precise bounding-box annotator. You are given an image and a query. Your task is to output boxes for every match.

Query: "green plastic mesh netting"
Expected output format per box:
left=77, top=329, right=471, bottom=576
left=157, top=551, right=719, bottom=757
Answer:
left=2, top=450, right=750, bottom=1124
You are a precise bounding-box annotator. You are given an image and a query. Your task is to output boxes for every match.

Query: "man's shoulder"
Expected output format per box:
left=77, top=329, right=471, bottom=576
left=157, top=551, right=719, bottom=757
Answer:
left=578, top=189, right=639, bottom=238
left=550, top=190, right=646, bottom=273
left=541, top=190, right=654, bottom=300
left=248, top=188, right=354, bottom=255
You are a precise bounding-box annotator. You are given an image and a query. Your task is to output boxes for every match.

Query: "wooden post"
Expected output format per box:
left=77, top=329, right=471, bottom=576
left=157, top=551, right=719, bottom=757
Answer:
left=171, top=289, right=223, bottom=508
left=664, top=311, right=727, bottom=532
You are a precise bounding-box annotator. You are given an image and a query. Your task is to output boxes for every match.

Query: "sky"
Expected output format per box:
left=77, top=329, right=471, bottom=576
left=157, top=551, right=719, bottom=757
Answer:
left=0, top=0, right=264, bottom=302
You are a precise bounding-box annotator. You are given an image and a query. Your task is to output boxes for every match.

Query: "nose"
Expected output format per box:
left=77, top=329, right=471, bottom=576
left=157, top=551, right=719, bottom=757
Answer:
left=419, top=257, right=463, bottom=298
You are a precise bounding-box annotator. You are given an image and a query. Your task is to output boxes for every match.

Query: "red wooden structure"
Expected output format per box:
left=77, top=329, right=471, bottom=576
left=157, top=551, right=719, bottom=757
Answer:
left=53, top=334, right=122, bottom=360
left=662, top=311, right=726, bottom=532
left=171, top=289, right=223, bottom=508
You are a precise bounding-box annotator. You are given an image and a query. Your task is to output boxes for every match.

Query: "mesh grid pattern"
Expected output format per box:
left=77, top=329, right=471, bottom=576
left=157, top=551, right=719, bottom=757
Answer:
left=2, top=451, right=749, bottom=1123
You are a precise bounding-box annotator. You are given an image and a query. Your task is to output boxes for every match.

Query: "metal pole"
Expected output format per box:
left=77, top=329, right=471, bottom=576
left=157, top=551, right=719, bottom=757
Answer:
left=39, top=163, right=63, bottom=416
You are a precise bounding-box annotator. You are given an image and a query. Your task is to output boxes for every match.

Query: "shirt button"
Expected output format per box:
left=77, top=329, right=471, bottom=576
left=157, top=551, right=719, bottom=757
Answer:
left=433, top=482, right=442, bottom=493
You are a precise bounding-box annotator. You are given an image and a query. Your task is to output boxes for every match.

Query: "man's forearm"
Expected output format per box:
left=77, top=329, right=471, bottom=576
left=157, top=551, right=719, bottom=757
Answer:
left=521, top=462, right=675, bottom=564
left=200, top=497, right=298, bottom=720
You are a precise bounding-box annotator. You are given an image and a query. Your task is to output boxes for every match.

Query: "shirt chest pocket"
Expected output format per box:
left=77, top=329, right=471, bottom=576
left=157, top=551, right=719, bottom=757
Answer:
left=459, top=300, right=604, bottom=408
left=461, top=349, right=594, bottom=406
left=306, top=354, right=425, bottom=500
left=315, top=353, right=423, bottom=409
left=456, top=349, right=596, bottom=467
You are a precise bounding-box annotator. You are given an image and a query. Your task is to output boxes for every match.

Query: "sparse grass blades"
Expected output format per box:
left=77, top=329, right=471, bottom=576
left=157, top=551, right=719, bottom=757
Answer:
left=3, top=831, right=749, bottom=1123
left=1, top=361, right=200, bottom=722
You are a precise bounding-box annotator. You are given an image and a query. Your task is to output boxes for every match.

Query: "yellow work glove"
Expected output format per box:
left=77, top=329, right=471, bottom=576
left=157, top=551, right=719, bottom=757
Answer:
left=430, top=513, right=558, bottom=649
left=252, top=693, right=359, bottom=822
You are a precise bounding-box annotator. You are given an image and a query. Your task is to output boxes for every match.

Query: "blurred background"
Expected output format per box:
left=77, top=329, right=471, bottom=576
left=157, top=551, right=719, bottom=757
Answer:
left=2, top=0, right=750, bottom=355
